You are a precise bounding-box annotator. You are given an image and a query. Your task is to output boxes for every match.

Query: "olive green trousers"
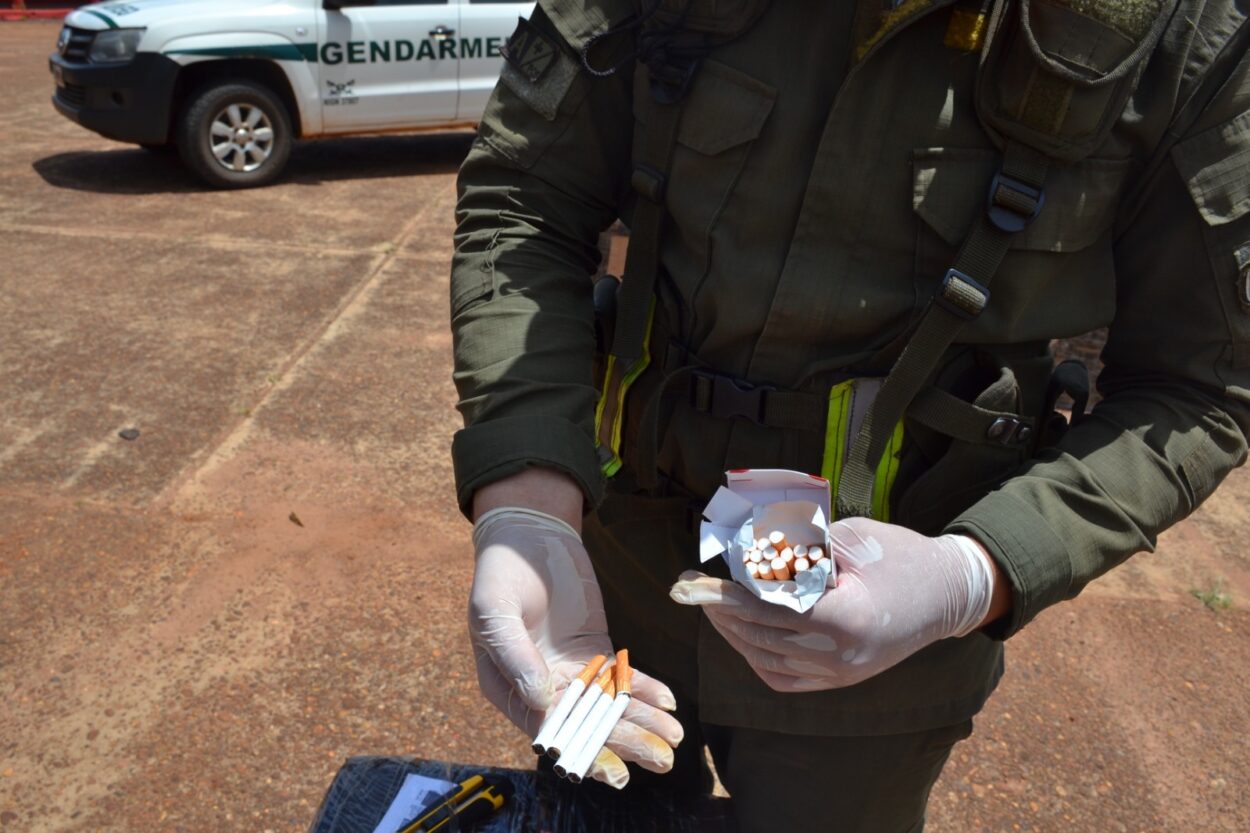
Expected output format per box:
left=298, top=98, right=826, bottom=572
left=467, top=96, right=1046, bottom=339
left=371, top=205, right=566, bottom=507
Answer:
left=584, top=487, right=978, bottom=833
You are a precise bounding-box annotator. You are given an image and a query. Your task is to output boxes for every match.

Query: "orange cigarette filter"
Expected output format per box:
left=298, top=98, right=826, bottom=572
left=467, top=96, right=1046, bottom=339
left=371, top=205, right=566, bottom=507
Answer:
left=577, top=655, right=609, bottom=686
left=594, top=667, right=614, bottom=692
left=614, top=649, right=632, bottom=695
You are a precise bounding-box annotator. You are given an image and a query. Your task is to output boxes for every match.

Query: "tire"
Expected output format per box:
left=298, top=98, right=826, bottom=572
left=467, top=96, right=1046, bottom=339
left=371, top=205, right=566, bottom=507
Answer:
left=176, top=80, right=293, bottom=189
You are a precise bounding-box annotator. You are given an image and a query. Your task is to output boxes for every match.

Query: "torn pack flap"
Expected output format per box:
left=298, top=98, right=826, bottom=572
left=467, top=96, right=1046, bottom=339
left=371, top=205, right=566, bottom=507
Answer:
left=976, top=0, right=1180, bottom=162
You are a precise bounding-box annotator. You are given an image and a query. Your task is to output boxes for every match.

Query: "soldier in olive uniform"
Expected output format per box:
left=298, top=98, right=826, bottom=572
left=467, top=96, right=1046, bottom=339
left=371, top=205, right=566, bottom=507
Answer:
left=452, top=1, right=1250, bottom=829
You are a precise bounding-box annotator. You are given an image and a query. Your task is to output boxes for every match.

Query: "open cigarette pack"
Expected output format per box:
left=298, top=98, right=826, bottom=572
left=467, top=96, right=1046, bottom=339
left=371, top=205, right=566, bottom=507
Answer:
left=698, top=469, right=836, bottom=613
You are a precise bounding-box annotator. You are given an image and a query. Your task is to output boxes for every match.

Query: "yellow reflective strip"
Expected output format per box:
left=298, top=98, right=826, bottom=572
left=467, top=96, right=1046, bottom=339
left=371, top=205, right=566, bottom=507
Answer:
left=822, top=380, right=856, bottom=515
left=601, top=455, right=622, bottom=478
left=608, top=302, right=655, bottom=456
left=594, top=354, right=618, bottom=442
left=871, top=419, right=905, bottom=523
left=593, top=301, right=655, bottom=477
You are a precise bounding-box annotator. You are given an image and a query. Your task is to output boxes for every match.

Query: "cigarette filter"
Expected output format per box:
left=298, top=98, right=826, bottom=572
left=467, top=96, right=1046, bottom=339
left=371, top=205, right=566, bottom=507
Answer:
left=757, top=561, right=775, bottom=580
left=780, top=547, right=795, bottom=563
left=768, top=530, right=787, bottom=549
left=547, top=667, right=612, bottom=759
left=808, top=546, right=824, bottom=561
left=794, top=557, right=811, bottom=573
left=793, top=544, right=808, bottom=557
left=763, top=546, right=779, bottom=560
left=771, top=557, right=792, bottom=581
left=746, top=561, right=760, bottom=579
left=755, top=537, right=770, bottom=550
left=532, top=655, right=608, bottom=755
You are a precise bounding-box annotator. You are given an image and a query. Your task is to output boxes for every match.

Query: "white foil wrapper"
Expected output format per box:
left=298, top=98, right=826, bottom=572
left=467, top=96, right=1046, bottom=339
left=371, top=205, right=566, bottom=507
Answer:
left=698, top=469, right=836, bottom=613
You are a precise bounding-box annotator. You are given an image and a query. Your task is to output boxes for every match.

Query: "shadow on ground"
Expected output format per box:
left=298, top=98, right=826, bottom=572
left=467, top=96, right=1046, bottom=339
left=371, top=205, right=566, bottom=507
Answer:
left=32, top=131, right=476, bottom=195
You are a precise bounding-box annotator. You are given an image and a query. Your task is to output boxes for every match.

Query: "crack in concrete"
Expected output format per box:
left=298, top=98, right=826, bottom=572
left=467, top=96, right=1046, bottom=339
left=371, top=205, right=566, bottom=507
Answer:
left=151, top=186, right=453, bottom=510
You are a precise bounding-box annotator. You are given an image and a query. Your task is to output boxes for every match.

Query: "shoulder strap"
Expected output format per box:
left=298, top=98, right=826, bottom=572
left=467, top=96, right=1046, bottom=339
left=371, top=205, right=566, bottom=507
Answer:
left=836, top=141, right=1049, bottom=518
left=837, top=0, right=1178, bottom=519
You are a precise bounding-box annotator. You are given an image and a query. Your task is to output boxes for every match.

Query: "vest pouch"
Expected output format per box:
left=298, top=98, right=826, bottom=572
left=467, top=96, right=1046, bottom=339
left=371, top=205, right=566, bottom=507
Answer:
left=893, top=357, right=1034, bottom=535
left=976, top=0, right=1179, bottom=162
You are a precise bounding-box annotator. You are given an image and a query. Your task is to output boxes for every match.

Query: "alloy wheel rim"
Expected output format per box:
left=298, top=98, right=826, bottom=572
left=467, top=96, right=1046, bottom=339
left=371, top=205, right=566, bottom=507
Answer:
left=209, top=103, right=275, bottom=173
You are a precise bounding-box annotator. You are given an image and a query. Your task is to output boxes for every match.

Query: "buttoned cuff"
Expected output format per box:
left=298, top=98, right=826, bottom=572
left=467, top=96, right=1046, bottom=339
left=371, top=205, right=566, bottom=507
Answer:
left=944, top=489, right=1073, bottom=641
left=452, top=415, right=605, bottom=519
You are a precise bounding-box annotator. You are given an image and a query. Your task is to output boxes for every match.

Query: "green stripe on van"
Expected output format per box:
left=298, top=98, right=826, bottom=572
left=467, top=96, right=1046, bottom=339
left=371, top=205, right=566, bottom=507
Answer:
left=166, top=43, right=318, bottom=62
left=83, top=9, right=119, bottom=29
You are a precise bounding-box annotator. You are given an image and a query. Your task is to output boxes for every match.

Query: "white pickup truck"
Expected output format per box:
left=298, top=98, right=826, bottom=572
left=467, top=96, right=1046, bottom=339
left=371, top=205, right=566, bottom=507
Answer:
left=49, top=0, right=534, bottom=187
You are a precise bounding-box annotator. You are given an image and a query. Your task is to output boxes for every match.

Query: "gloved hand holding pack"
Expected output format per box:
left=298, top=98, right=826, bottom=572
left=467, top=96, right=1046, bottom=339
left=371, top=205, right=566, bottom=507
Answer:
left=698, top=469, right=837, bottom=613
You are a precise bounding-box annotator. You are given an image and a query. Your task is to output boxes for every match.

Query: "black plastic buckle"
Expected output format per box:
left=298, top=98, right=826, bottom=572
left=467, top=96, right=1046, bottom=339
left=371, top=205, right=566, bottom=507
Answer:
left=691, top=370, right=772, bottom=425
left=986, top=416, right=1033, bottom=446
left=649, top=55, right=702, bottom=105
left=631, top=164, right=667, bottom=203
left=935, top=269, right=989, bottom=321
left=987, top=172, right=1045, bottom=233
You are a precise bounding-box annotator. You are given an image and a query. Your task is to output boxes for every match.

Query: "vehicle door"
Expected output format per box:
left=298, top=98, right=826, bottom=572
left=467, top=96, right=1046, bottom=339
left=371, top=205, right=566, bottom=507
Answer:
left=318, top=0, right=460, bottom=131
left=455, top=0, right=535, bottom=121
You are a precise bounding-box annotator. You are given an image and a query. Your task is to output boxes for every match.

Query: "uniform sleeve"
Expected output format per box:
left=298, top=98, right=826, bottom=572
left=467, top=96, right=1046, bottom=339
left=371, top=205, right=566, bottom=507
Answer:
left=450, top=6, right=634, bottom=517
left=947, top=50, right=1250, bottom=638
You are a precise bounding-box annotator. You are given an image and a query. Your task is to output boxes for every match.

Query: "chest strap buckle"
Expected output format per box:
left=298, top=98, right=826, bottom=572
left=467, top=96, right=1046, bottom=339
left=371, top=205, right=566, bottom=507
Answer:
left=987, top=171, right=1045, bottom=233
left=936, top=269, right=990, bottom=320
left=691, top=370, right=774, bottom=425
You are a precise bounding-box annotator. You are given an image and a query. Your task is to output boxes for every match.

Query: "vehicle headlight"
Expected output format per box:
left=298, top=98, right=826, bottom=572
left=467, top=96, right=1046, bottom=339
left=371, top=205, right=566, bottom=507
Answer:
left=88, top=29, right=143, bottom=64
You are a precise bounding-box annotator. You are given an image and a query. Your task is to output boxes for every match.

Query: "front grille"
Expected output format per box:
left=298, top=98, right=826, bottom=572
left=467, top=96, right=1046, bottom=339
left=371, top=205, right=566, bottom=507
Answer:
left=57, top=82, right=86, bottom=107
left=61, top=27, right=94, bottom=64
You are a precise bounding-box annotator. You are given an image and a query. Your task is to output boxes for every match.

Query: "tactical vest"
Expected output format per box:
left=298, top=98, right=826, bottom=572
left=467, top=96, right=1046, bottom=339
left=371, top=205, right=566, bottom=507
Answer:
left=587, top=0, right=1183, bottom=521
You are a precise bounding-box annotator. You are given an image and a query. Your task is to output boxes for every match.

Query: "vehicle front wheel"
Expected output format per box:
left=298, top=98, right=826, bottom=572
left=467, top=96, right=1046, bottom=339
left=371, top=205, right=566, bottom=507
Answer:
left=177, top=80, right=293, bottom=189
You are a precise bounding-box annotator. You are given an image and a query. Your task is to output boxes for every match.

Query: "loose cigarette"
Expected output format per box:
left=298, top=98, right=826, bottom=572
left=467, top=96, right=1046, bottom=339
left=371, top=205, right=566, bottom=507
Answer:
left=808, top=546, right=824, bottom=561
left=746, top=562, right=760, bottom=580
left=532, top=655, right=608, bottom=755
left=757, top=561, right=775, bottom=580
left=555, top=652, right=627, bottom=779
left=563, top=691, right=632, bottom=783
left=793, top=544, right=808, bottom=558
left=548, top=667, right=613, bottom=759
left=771, top=557, right=792, bottom=581
left=748, top=548, right=764, bottom=563
left=794, top=557, right=811, bottom=572
left=768, top=530, right=788, bottom=550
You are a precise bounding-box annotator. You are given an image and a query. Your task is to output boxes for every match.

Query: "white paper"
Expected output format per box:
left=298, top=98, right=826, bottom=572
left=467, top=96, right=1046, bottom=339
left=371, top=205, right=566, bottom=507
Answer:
left=371, top=773, right=458, bottom=833
left=699, top=469, right=836, bottom=613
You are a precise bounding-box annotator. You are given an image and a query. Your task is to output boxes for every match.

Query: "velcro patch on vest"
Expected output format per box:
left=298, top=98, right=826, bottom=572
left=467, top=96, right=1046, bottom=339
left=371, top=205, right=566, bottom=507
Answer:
left=501, top=17, right=558, bottom=83
left=499, top=15, right=580, bottom=122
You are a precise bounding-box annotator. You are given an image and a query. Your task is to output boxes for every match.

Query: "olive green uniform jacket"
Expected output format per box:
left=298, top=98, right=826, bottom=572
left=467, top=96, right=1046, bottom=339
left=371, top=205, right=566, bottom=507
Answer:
left=451, top=0, right=1250, bottom=734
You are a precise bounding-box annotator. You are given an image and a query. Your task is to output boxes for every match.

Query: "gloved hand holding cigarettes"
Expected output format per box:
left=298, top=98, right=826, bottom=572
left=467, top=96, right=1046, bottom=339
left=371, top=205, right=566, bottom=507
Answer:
left=670, top=517, right=997, bottom=692
left=469, top=506, right=684, bottom=788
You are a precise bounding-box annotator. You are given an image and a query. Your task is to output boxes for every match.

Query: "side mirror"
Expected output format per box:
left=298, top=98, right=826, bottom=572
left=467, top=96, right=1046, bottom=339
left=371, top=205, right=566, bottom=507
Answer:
left=324, top=0, right=375, bottom=10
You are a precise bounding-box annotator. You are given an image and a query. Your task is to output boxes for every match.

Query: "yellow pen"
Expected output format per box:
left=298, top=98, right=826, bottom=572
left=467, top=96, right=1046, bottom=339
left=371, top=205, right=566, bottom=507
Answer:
left=395, top=775, right=484, bottom=833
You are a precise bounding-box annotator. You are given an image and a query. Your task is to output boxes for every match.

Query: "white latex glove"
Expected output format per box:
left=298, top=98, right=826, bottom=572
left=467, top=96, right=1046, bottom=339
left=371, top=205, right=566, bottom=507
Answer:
left=669, top=517, right=995, bottom=692
left=470, top=507, right=684, bottom=787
